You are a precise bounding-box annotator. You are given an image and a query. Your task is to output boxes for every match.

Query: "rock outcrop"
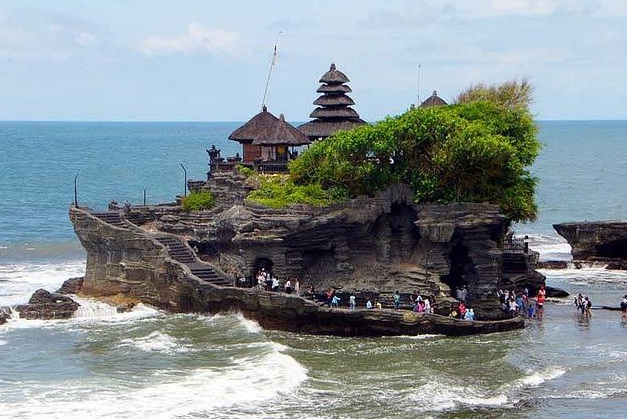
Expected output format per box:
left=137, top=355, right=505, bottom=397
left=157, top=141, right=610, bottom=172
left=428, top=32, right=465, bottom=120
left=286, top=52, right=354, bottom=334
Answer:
left=68, top=178, right=542, bottom=335
left=15, top=289, right=80, bottom=320
left=554, top=221, right=627, bottom=265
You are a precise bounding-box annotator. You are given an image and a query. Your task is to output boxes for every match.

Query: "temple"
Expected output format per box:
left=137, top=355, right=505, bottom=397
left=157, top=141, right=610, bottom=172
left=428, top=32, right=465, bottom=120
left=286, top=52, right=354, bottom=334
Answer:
left=298, top=63, right=367, bottom=141
left=420, top=90, right=448, bottom=108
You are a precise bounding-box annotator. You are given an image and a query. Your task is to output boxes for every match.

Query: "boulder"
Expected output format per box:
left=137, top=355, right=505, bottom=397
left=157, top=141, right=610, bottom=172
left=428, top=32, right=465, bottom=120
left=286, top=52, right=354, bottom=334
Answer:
left=15, top=289, right=80, bottom=320
left=57, top=276, right=84, bottom=294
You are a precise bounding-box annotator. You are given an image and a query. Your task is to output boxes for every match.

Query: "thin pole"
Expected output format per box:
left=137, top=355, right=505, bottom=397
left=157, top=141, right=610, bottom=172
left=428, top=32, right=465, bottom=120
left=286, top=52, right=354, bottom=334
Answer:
left=143, top=188, right=147, bottom=206
left=74, top=172, right=79, bottom=207
left=417, top=64, right=422, bottom=106
left=261, top=31, right=282, bottom=110
left=180, top=163, right=187, bottom=197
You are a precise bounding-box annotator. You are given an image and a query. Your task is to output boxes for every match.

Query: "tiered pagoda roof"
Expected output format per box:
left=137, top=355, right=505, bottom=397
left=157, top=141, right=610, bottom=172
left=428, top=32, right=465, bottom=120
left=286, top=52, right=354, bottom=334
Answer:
left=298, top=63, right=367, bottom=141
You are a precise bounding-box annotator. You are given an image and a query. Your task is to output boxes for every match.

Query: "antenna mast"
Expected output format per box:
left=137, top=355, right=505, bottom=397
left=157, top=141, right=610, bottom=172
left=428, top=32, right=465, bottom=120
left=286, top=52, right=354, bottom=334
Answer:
left=417, top=64, right=422, bottom=106
left=261, top=31, right=282, bottom=110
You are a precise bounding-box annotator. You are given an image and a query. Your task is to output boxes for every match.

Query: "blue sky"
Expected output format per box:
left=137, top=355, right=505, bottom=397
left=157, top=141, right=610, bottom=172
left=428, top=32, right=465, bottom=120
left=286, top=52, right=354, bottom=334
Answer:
left=1, top=0, right=626, bottom=121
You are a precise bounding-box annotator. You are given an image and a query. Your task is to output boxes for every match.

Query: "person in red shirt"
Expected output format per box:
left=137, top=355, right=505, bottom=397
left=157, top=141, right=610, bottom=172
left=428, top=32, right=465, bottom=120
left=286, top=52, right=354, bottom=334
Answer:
left=536, top=285, right=546, bottom=320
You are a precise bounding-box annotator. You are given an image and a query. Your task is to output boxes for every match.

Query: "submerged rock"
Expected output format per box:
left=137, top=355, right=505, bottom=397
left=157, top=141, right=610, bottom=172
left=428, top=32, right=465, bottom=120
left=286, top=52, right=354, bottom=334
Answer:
left=15, top=289, right=80, bottom=320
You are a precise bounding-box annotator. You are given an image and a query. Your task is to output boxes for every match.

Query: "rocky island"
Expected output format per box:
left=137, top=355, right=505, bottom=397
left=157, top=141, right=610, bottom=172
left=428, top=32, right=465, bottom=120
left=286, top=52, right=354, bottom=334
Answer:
left=61, top=71, right=549, bottom=336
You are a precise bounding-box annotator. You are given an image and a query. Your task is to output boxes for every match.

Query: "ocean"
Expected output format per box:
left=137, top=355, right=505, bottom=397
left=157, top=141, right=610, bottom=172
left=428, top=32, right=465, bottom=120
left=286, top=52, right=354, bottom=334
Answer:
left=1, top=120, right=627, bottom=418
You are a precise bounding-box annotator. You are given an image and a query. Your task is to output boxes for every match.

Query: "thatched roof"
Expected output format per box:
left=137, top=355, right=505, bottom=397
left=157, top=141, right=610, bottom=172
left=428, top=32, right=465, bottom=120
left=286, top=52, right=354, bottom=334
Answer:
left=309, top=107, right=361, bottom=119
left=317, top=84, right=352, bottom=94
left=313, top=94, right=355, bottom=107
left=252, top=114, right=311, bottom=146
left=229, top=106, right=310, bottom=146
left=298, top=119, right=367, bottom=139
left=300, top=63, right=367, bottom=140
left=420, top=90, right=448, bottom=108
left=319, top=63, right=349, bottom=84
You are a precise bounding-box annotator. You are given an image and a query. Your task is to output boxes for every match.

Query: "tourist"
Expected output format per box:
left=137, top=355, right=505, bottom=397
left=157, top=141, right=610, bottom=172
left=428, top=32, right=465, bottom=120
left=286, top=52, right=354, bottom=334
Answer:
left=410, top=290, right=419, bottom=308
left=375, top=299, right=382, bottom=310
left=325, top=288, right=334, bottom=307
left=349, top=293, right=356, bottom=310
left=271, top=276, right=280, bottom=292
left=460, top=286, right=468, bottom=303
left=428, top=294, right=437, bottom=313
left=527, top=299, right=536, bottom=318
left=294, top=278, right=300, bottom=295
left=366, top=299, right=373, bottom=309
left=449, top=303, right=458, bottom=318
left=393, top=291, right=401, bottom=310
left=458, top=301, right=467, bottom=319
left=508, top=296, right=518, bottom=317
left=423, top=296, right=431, bottom=314
left=621, top=295, right=627, bottom=319
left=582, top=296, right=592, bottom=318
left=284, top=278, right=292, bottom=294
left=515, top=293, right=524, bottom=315
left=536, top=285, right=546, bottom=320
left=574, top=293, right=584, bottom=311
left=464, top=308, right=474, bottom=320
left=415, top=296, right=425, bottom=313
left=331, top=294, right=340, bottom=308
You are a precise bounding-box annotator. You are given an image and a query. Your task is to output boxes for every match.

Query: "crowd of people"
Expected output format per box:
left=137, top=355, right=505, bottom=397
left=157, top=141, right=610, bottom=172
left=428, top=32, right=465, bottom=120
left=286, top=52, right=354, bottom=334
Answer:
left=254, top=268, right=299, bottom=295
left=497, top=285, right=546, bottom=320
left=251, top=268, right=627, bottom=323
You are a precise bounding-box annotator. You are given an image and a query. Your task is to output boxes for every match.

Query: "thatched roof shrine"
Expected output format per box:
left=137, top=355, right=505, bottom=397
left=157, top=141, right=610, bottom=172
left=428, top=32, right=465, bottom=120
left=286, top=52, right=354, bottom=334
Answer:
left=420, top=90, right=448, bottom=108
left=298, top=63, right=367, bottom=141
left=229, top=106, right=309, bottom=163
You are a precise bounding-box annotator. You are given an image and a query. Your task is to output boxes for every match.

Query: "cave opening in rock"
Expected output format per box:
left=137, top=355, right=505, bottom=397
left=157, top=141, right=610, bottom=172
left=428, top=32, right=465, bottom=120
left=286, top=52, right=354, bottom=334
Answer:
left=442, top=241, right=474, bottom=298
left=252, top=257, right=274, bottom=277
left=388, top=203, right=419, bottom=263
left=596, top=239, right=627, bottom=259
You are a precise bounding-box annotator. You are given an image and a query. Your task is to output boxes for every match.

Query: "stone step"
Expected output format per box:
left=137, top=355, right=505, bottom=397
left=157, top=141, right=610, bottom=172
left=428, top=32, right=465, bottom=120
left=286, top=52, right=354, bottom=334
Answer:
left=92, top=212, right=126, bottom=227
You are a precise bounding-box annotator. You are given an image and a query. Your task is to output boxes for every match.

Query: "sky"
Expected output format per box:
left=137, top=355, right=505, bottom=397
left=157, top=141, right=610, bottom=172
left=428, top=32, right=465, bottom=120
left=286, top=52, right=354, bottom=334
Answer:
left=0, top=0, right=626, bottom=122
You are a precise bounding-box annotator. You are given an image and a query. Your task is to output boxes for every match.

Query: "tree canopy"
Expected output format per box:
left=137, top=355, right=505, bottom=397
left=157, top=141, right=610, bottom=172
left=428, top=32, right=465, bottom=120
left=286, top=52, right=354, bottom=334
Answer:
left=286, top=80, right=540, bottom=222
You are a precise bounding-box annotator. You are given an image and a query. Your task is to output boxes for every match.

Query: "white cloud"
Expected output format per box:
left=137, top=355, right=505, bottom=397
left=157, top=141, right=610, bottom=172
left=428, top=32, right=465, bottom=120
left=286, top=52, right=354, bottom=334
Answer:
left=75, top=31, right=96, bottom=47
left=484, top=0, right=556, bottom=17
left=139, top=22, right=242, bottom=56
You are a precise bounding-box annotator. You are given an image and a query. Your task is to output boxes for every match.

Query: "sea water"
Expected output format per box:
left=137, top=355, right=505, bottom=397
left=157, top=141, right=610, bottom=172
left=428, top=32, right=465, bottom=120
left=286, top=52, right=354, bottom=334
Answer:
left=1, top=121, right=627, bottom=418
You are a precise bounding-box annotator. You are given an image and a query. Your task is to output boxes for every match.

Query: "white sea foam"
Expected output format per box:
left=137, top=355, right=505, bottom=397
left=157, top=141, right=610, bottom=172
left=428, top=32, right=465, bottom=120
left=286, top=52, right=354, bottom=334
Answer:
left=394, top=333, right=442, bottom=340
left=514, top=367, right=565, bottom=388
left=0, top=260, right=85, bottom=306
left=408, top=380, right=509, bottom=412
left=0, top=339, right=6, bottom=345
left=236, top=311, right=265, bottom=334
left=1, top=332, right=309, bottom=418
left=120, top=330, right=193, bottom=354
left=524, top=234, right=572, bottom=261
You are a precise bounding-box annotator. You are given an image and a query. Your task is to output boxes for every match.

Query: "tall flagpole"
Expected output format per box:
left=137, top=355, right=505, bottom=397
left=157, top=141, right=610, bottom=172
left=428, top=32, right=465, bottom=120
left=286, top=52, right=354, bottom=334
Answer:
left=261, top=31, right=282, bottom=110
left=417, top=64, right=422, bottom=106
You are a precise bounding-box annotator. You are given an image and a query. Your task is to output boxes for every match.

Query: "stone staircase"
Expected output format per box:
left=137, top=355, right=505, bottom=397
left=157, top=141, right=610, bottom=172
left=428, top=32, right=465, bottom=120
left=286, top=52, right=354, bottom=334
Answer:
left=92, top=211, right=126, bottom=228
left=155, top=235, right=232, bottom=287
left=502, top=252, right=527, bottom=274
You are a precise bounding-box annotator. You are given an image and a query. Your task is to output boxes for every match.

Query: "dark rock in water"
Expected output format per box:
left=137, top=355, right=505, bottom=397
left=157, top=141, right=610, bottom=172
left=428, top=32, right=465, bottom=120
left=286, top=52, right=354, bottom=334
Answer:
left=554, top=221, right=627, bottom=261
left=0, top=314, right=7, bottom=325
left=546, top=286, right=569, bottom=298
left=604, top=259, right=627, bottom=270
left=537, top=260, right=568, bottom=269
left=15, top=288, right=80, bottom=320
left=57, top=276, right=84, bottom=294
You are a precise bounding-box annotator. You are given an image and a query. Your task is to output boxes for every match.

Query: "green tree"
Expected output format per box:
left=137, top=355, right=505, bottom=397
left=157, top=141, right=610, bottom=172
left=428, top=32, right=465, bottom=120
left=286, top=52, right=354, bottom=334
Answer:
left=274, top=80, right=539, bottom=222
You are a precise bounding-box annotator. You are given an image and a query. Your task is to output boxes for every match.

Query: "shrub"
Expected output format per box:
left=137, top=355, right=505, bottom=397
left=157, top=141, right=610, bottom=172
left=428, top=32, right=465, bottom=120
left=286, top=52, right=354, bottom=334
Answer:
left=181, top=190, right=215, bottom=211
